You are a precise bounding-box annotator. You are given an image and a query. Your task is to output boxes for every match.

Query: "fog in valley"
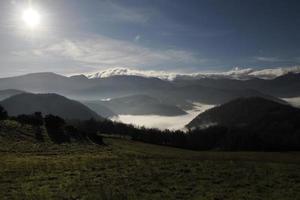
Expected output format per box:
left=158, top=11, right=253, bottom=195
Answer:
left=111, top=103, right=214, bottom=130
left=283, top=97, right=300, bottom=108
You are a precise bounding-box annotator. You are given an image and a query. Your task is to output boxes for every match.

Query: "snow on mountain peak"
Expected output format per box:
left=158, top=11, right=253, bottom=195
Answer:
left=84, top=66, right=300, bottom=81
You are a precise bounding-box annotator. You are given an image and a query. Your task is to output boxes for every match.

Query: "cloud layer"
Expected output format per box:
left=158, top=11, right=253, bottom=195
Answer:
left=112, top=103, right=214, bottom=130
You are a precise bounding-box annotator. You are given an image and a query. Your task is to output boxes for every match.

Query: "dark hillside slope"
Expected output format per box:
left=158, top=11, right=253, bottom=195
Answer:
left=0, top=93, right=102, bottom=120
left=0, top=89, right=25, bottom=101
left=187, top=97, right=300, bottom=129
left=185, top=97, right=300, bottom=150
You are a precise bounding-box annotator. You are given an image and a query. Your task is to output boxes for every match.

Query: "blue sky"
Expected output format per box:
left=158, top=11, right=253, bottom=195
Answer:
left=0, top=0, right=300, bottom=76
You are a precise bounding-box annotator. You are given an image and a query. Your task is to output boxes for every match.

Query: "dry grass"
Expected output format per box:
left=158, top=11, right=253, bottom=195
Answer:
left=0, top=137, right=299, bottom=199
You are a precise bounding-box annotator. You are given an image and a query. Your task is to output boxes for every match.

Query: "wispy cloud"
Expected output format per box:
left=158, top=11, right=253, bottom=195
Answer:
left=16, top=34, right=205, bottom=70
left=108, top=3, right=150, bottom=24
left=134, top=34, right=141, bottom=42
left=294, top=57, right=300, bottom=63
left=254, top=56, right=284, bottom=62
left=95, top=1, right=153, bottom=24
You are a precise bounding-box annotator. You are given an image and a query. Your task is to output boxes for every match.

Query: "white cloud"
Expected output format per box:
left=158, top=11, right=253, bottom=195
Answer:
left=134, top=34, right=141, bottom=42
left=248, top=66, right=300, bottom=79
left=254, top=56, right=283, bottom=62
left=21, top=35, right=204, bottom=69
left=108, top=3, right=150, bottom=24
left=282, top=97, right=300, bottom=108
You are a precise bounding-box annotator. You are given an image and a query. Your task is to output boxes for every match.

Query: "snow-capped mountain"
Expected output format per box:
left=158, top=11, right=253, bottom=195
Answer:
left=85, top=66, right=300, bottom=81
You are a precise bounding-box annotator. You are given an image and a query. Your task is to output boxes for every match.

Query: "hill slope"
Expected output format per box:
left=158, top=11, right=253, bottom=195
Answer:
left=0, top=89, right=25, bottom=101
left=0, top=93, right=102, bottom=120
left=0, top=137, right=299, bottom=199
left=187, top=97, right=300, bottom=129
left=98, top=95, right=186, bottom=116
left=82, top=101, right=116, bottom=118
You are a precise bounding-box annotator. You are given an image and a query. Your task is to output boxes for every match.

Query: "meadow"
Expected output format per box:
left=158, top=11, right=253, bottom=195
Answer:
left=0, top=137, right=299, bottom=200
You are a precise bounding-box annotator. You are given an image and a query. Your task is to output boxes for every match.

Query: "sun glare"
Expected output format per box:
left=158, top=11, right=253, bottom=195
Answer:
left=22, top=8, right=41, bottom=29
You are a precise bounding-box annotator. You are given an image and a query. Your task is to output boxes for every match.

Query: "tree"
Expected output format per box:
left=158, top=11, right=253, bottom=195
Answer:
left=14, top=112, right=45, bottom=141
left=45, top=114, right=69, bottom=143
left=16, top=112, right=44, bottom=126
left=64, top=125, right=87, bottom=142
left=32, top=112, right=44, bottom=142
left=0, top=106, right=8, bottom=120
left=81, top=118, right=103, bottom=144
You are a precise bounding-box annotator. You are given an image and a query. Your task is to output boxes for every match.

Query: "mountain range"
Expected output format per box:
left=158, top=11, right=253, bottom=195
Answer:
left=0, top=69, right=299, bottom=147
left=174, top=73, right=300, bottom=98
left=0, top=71, right=296, bottom=107
left=85, top=66, right=300, bottom=80
left=0, top=69, right=299, bottom=123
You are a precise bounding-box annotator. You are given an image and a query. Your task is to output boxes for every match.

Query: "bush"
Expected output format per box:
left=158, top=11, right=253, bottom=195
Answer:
left=15, top=112, right=44, bottom=126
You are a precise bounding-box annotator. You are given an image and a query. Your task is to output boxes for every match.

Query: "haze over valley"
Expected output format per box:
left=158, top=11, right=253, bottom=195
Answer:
left=0, top=68, right=299, bottom=130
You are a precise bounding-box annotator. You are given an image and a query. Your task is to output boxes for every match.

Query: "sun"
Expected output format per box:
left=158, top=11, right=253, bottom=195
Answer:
left=22, top=8, right=41, bottom=29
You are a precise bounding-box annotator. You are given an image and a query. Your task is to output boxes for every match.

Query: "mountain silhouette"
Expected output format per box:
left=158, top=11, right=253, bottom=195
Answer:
left=0, top=89, right=25, bottom=101
left=0, top=72, right=297, bottom=108
left=186, top=97, right=300, bottom=129
left=0, top=93, right=102, bottom=120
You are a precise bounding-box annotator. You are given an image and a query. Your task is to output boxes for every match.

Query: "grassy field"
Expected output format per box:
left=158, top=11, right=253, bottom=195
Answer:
left=0, top=137, right=299, bottom=200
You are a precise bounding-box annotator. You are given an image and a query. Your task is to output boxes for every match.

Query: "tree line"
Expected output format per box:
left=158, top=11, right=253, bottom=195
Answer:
left=90, top=120, right=300, bottom=151
left=0, top=106, right=103, bottom=144
left=1, top=105, right=300, bottom=151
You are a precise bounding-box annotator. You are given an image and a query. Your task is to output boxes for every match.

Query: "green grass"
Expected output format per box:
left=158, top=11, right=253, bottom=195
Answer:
left=0, top=137, right=299, bottom=200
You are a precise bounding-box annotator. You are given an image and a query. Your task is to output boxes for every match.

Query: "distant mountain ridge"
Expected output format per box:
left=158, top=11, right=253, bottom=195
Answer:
left=89, top=95, right=187, bottom=116
left=175, top=73, right=300, bottom=98
left=82, top=101, right=116, bottom=118
left=0, top=93, right=102, bottom=120
left=0, top=71, right=298, bottom=110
